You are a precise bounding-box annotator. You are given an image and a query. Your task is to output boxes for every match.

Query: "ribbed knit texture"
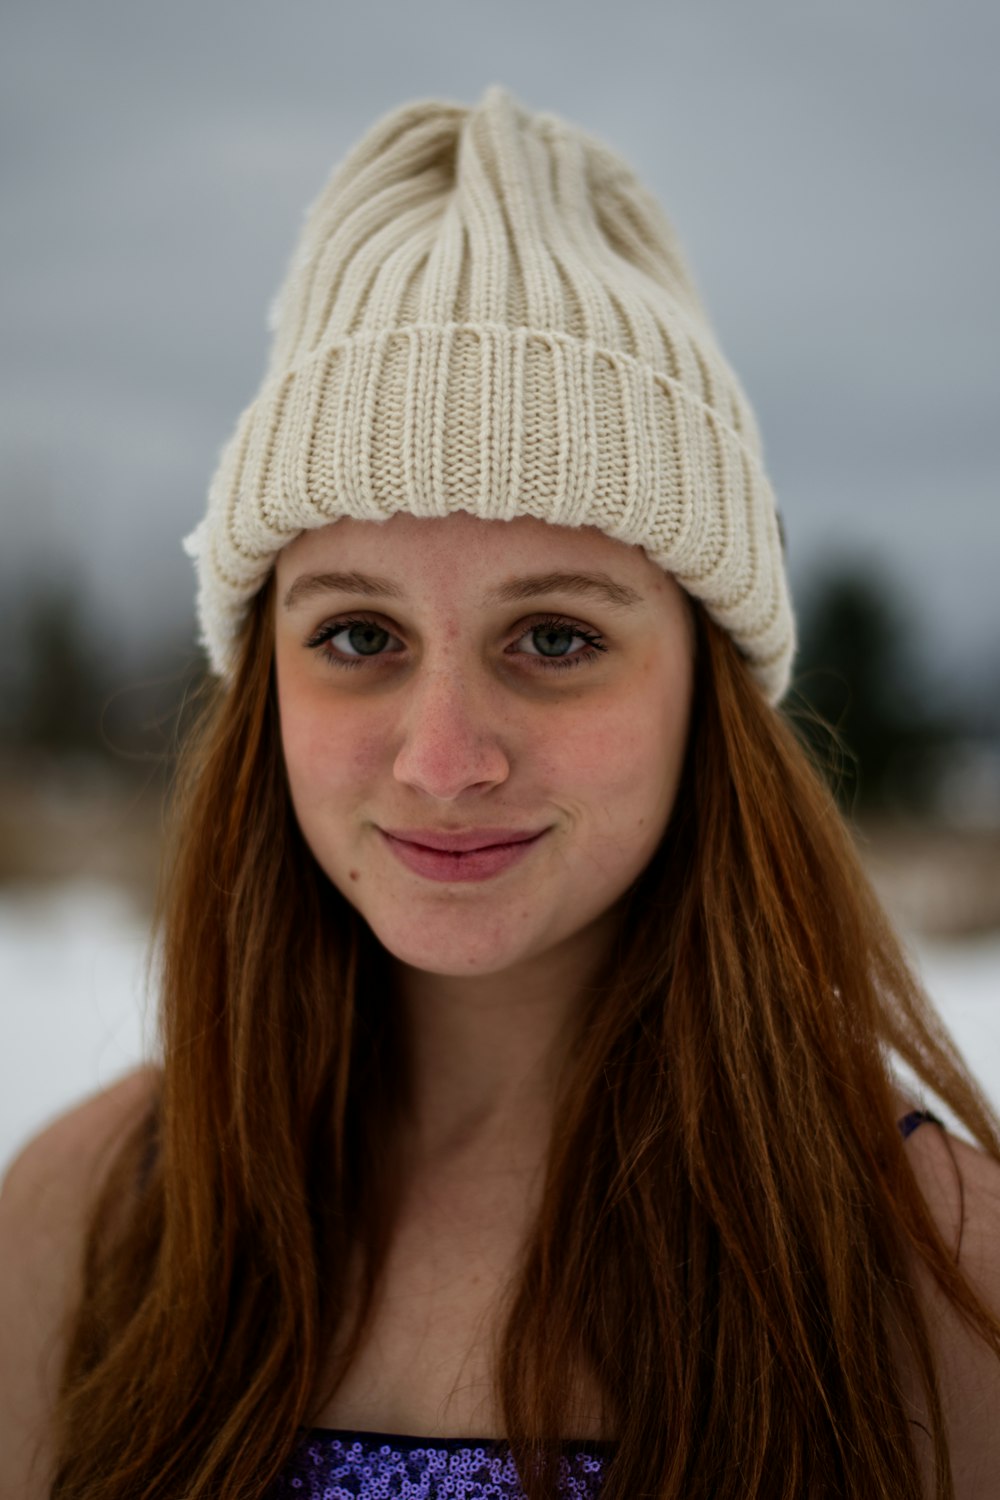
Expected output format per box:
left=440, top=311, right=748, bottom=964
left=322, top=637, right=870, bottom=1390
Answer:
left=185, top=83, right=795, bottom=702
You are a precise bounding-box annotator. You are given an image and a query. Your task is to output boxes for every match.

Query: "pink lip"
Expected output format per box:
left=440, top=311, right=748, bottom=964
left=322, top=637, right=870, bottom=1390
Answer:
left=378, top=827, right=549, bottom=883
left=378, top=826, right=548, bottom=853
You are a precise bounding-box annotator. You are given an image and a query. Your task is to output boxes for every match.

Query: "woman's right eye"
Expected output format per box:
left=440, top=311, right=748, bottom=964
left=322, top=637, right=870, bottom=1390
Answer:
left=305, top=616, right=399, bottom=669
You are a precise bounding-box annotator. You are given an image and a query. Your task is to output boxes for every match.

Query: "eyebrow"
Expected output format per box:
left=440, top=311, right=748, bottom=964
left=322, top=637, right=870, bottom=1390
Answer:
left=282, top=569, right=645, bottom=612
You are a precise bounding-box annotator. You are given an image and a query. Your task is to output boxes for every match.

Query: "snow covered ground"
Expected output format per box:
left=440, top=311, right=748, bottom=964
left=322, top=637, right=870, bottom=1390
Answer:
left=1, top=879, right=999, bottom=1177
left=0, top=881, right=158, bottom=1174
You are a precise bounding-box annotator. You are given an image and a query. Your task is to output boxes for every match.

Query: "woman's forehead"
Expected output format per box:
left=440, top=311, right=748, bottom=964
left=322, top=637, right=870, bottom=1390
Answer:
left=276, top=511, right=664, bottom=592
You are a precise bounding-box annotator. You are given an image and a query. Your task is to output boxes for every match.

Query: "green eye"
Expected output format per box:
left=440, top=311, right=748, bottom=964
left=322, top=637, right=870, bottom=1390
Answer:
left=341, top=620, right=391, bottom=657
left=305, top=614, right=609, bottom=672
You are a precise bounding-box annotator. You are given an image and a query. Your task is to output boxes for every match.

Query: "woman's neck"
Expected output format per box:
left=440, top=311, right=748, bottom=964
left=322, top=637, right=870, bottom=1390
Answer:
left=389, top=911, right=618, bottom=1173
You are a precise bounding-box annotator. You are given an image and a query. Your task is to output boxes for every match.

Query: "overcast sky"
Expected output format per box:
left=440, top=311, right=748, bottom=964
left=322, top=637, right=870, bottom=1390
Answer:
left=2, top=0, right=997, bottom=687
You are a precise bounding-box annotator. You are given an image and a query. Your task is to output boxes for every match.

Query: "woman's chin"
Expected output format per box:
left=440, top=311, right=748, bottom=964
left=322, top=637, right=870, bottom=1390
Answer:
left=333, top=886, right=556, bottom=977
left=359, top=919, right=541, bottom=980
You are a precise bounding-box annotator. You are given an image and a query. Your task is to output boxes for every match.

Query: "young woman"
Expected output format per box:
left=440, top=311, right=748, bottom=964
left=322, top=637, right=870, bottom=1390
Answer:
left=2, top=84, right=999, bottom=1500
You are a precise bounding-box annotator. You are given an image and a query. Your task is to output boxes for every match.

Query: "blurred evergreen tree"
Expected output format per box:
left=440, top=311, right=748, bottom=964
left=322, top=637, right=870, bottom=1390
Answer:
left=786, top=560, right=967, bottom=817
left=12, top=577, right=116, bottom=757
left=3, top=574, right=205, bottom=778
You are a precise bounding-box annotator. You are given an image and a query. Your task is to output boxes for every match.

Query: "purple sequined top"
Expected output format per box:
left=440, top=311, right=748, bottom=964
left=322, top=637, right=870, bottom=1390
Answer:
left=267, top=1431, right=611, bottom=1499
left=265, top=1110, right=941, bottom=1499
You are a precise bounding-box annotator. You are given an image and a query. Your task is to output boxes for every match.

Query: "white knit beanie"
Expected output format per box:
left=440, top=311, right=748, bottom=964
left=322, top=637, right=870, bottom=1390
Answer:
left=184, top=83, right=795, bottom=703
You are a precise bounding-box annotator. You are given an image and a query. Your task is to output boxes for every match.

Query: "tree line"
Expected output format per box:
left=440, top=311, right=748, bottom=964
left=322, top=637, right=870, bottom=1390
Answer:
left=1, top=562, right=998, bottom=824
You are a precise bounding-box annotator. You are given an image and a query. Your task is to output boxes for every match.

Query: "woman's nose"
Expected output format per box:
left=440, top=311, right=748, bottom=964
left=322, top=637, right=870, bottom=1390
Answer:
left=391, top=668, right=512, bottom=800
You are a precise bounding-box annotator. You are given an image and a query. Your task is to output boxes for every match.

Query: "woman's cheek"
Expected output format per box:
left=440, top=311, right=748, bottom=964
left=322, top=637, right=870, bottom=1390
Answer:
left=293, top=705, right=385, bottom=796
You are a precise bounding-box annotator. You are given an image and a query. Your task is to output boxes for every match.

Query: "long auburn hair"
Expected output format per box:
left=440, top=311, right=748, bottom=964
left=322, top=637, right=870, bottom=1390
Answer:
left=51, top=571, right=1000, bottom=1500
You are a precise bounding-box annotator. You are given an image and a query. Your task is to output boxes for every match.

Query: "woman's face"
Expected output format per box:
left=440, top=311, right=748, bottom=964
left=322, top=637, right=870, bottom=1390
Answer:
left=274, top=511, right=695, bottom=980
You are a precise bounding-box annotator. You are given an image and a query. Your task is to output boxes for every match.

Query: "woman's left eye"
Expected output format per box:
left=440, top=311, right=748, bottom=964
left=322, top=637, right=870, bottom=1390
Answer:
left=515, top=617, right=608, bottom=669
left=304, top=614, right=609, bottom=672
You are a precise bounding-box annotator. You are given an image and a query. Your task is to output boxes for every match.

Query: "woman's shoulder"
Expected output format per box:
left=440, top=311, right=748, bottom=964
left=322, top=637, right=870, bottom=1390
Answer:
left=891, top=1085, right=1000, bottom=1496
left=892, top=1084, right=1000, bottom=1274
left=0, top=1063, right=160, bottom=1221
left=0, top=1064, right=161, bottom=1498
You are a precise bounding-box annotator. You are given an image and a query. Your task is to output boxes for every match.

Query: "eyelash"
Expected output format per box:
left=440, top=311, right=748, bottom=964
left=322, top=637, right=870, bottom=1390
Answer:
left=304, top=613, right=609, bottom=673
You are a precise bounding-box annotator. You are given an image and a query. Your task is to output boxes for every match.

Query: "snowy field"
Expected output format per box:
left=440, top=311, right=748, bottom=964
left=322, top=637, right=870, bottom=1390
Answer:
left=1, top=878, right=999, bottom=1177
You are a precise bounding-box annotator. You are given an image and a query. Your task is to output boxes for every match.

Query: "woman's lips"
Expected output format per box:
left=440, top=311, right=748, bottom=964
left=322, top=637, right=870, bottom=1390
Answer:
left=377, top=827, right=549, bottom=882
left=378, top=826, right=548, bottom=852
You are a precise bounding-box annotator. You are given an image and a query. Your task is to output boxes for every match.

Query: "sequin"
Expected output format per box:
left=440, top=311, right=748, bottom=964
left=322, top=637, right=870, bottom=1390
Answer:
left=266, top=1431, right=610, bottom=1499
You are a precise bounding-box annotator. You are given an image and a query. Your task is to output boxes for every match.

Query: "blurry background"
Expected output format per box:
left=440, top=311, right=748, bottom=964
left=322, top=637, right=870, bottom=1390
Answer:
left=2, top=0, right=999, bottom=1172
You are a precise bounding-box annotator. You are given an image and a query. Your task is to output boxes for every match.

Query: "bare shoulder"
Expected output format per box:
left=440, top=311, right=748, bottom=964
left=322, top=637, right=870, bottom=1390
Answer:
left=892, top=1089, right=1000, bottom=1499
left=903, top=1109, right=1000, bottom=1272
left=0, top=1064, right=161, bottom=1500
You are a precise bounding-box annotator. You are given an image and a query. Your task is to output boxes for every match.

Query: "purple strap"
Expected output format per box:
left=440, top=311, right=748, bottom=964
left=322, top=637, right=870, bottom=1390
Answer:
left=898, top=1108, right=944, bottom=1140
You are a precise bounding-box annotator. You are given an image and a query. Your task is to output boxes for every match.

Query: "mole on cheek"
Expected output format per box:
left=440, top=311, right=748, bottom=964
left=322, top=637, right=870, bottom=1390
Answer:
left=348, top=870, right=360, bottom=882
